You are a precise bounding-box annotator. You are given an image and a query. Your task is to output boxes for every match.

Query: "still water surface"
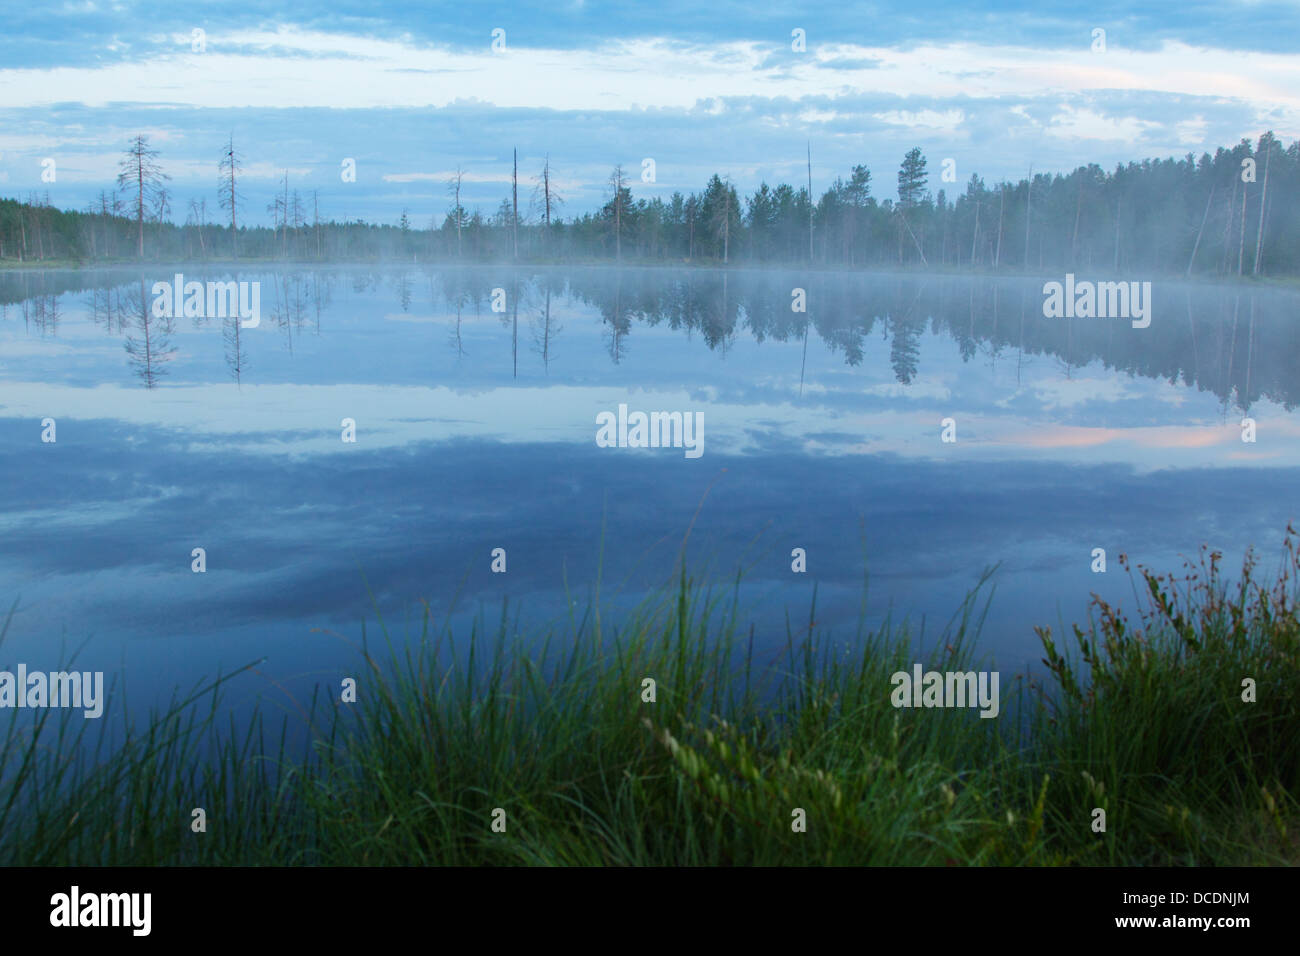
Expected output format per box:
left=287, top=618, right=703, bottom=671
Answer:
left=1, top=265, right=1297, bottom=713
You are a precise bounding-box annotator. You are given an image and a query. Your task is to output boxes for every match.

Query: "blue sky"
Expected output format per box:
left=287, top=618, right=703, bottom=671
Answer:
left=1, top=1, right=1297, bottom=225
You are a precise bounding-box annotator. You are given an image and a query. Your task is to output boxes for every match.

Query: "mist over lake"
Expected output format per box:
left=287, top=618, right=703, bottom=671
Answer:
left=2, top=265, right=1298, bottom=712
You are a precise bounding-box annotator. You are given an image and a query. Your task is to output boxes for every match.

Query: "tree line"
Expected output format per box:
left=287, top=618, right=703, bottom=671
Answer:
left=1, top=132, right=1295, bottom=276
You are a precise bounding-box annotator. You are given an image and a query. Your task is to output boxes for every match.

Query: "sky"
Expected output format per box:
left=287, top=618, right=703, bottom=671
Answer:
left=1, top=1, right=1297, bottom=226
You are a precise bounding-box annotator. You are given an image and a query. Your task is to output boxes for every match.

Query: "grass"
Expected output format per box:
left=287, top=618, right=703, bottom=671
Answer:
left=2, top=525, right=1298, bottom=866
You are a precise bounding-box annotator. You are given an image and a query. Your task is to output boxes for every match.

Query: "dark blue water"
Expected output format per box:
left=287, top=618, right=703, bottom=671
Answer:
left=2, top=265, right=1298, bottom=723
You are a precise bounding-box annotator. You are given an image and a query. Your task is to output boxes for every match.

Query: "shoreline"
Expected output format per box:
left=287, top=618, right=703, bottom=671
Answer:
left=1, top=256, right=1297, bottom=288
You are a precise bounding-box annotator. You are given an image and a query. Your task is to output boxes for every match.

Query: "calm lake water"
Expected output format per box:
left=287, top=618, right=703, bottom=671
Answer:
left=2, top=265, right=1298, bottom=716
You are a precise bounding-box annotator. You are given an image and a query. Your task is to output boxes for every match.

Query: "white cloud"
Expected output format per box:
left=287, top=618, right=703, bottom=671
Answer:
left=1175, top=115, right=1210, bottom=145
left=383, top=170, right=512, bottom=184
left=873, top=109, right=966, bottom=131
left=0, top=30, right=1294, bottom=133
left=1045, top=106, right=1161, bottom=142
left=797, top=109, right=843, bottom=124
left=1028, top=375, right=1141, bottom=409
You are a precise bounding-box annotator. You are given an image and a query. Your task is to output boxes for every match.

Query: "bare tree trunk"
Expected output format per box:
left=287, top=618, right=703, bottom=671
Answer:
left=512, top=148, right=518, bottom=261
left=806, top=142, right=814, bottom=262
left=1113, top=197, right=1121, bottom=271
left=543, top=156, right=551, bottom=252
left=1237, top=181, right=1248, bottom=275
left=995, top=186, right=1004, bottom=269
left=282, top=173, right=289, bottom=257
left=899, top=212, right=928, bottom=266
left=611, top=165, right=623, bottom=261
left=1186, top=183, right=1215, bottom=277
left=1071, top=178, right=1083, bottom=264
left=1253, top=143, right=1272, bottom=275
left=1023, top=165, right=1033, bottom=269
left=230, top=172, right=237, bottom=259
left=137, top=163, right=144, bottom=258
left=722, top=188, right=730, bottom=264
left=221, top=136, right=240, bottom=259
left=1222, top=177, right=1236, bottom=274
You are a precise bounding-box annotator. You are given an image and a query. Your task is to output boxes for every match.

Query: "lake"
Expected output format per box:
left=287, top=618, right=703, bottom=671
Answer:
left=2, top=265, right=1298, bottom=718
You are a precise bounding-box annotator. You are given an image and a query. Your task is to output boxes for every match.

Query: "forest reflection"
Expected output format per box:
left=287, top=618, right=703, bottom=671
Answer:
left=0, top=266, right=1294, bottom=415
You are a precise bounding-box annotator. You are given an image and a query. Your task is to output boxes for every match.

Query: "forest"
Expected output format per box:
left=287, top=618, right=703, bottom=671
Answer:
left=0, top=132, right=1295, bottom=276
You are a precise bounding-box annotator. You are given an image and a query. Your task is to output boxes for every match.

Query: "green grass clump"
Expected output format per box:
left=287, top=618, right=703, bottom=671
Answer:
left=2, top=527, right=1298, bottom=866
left=1032, top=528, right=1300, bottom=865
